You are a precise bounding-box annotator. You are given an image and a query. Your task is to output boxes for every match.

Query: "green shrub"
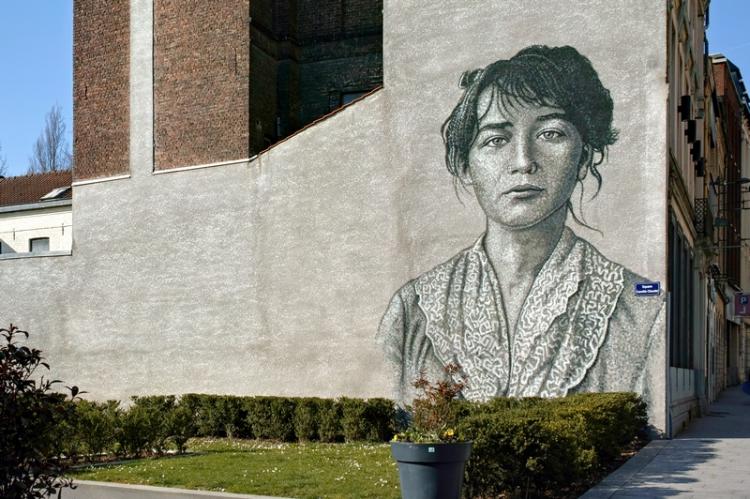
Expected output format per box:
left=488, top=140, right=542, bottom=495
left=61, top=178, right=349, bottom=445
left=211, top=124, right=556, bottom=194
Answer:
left=340, top=398, right=396, bottom=442
left=551, top=392, right=647, bottom=462
left=246, top=397, right=296, bottom=441
left=75, top=400, right=118, bottom=457
left=180, top=394, right=218, bottom=437
left=245, top=397, right=274, bottom=439
left=130, top=395, right=176, bottom=454
left=340, top=398, right=368, bottom=442
left=458, top=392, right=648, bottom=498
left=269, top=398, right=297, bottom=442
left=294, top=398, right=320, bottom=441
left=317, top=399, right=343, bottom=442
left=167, top=402, right=196, bottom=454
left=49, top=399, right=84, bottom=463
left=115, top=403, right=152, bottom=457
left=363, top=398, right=396, bottom=442
left=459, top=410, right=578, bottom=498
left=0, top=324, right=77, bottom=498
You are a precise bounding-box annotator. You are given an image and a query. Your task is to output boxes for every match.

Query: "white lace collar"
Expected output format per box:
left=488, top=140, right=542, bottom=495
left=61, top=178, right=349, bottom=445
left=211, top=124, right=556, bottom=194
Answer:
left=414, top=228, right=625, bottom=400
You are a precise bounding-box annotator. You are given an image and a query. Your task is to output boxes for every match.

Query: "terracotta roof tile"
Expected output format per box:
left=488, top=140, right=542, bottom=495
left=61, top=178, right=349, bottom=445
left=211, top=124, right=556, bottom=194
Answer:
left=0, top=171, right=73, bottom=208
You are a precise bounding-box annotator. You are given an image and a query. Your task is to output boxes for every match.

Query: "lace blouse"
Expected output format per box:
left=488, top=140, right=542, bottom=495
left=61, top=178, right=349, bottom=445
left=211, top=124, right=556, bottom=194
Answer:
left=378, top=227, right=665, bottom=412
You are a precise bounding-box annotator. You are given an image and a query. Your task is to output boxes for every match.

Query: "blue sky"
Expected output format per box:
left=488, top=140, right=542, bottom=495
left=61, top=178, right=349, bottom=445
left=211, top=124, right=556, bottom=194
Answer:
left=0, top=1, right=748, bottom=177
left=0, top=1, right=72, bottom=177
left=707, top=0, right=750, bottom=79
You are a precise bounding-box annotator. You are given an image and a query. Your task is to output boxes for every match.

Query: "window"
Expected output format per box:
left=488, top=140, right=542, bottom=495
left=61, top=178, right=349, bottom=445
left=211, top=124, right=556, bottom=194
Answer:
left=341, top=91, right=367, bottom=106
left=29, top=238, right=50, bottom=253
left=669, top=215, right=694, bottom=368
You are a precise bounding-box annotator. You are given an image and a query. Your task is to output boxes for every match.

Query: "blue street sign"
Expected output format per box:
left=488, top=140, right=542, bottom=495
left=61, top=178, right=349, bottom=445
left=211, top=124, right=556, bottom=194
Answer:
left=635, top=282, right=661, bottom=296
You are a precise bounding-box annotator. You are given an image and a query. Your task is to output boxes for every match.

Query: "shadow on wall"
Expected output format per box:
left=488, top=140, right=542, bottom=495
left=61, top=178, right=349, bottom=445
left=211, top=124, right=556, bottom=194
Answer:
left=0, top=240, right=15, bottom=254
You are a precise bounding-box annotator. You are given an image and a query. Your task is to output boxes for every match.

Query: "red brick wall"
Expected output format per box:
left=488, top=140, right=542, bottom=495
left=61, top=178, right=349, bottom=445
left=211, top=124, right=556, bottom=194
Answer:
left=73, top=0, right=130, bottom=181
left=154, top=0, right=251, bottom=169
left=249, top=45, right=279, bottom=152
left=713, top=61, right=744, bottom=285
left=247, top=0, right=382, bottom=150
left=295, top=0, right=381, bottom=40
left=296, top=0, right=343, bottom=40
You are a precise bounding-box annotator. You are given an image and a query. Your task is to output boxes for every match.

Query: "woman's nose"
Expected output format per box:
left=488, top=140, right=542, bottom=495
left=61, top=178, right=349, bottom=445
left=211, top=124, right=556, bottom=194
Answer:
left=508, top=137, right=537, bottom=174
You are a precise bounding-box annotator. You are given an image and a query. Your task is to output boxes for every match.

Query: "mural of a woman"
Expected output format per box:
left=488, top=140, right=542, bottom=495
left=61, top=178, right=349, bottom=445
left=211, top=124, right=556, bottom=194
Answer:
left=378, top=45, right=665, bottom=415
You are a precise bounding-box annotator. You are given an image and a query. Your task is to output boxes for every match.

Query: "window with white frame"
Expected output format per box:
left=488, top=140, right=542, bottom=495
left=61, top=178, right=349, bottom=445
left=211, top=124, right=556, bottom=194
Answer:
left=29, top=237, right=50, bottom=253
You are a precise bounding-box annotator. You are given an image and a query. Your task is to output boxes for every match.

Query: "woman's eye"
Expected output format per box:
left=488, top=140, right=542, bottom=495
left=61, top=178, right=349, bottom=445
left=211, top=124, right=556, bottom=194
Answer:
left=483, top=136, right=508, bottom=147
left=538, top=130, right=565, bottom=141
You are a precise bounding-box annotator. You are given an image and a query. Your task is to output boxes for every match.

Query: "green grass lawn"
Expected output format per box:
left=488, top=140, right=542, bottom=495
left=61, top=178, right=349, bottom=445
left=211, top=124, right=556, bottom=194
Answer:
left=69, top=438, right=400, bottom=498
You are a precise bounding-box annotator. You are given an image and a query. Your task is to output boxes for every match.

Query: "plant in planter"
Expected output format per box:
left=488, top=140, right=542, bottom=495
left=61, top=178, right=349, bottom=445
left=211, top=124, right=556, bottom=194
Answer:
left=391, top=363, right=472, bottom=499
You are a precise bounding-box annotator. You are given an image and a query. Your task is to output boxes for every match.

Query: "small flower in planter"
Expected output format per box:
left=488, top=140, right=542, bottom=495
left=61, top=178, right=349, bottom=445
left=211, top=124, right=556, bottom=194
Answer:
left=392, top=362, right=468, bottom=443
left=390, top=363, right=472, bottom=499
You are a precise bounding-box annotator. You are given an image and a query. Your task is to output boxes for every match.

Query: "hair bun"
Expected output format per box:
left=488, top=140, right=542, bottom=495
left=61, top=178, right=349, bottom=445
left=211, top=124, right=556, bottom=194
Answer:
left=459, top=68, right=484, bottom=89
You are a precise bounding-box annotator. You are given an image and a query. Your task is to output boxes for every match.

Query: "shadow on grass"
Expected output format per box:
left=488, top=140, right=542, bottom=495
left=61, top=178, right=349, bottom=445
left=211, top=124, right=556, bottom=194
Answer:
left=68, top=451, right=208, bottom=472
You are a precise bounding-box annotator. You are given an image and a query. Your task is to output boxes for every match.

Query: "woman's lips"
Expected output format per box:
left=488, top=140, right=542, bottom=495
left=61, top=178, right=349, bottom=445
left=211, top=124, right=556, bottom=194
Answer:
left=503, top=184, right=544, bottom=199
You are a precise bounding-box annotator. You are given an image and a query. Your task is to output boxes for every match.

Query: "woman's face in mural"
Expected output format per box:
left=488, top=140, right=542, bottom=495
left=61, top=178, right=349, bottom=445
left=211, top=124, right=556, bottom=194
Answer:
left=463, top=89, right=586, bottom=229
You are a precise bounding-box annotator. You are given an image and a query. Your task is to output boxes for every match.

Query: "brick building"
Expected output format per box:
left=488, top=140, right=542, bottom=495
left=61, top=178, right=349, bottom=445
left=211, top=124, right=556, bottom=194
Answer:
left=666, top=0, right=750, bottom=433
left=711, top=55, right=750, bottom=391
left=0, top=171, right=72, bottom=258
left=73, top=0, right=383, bottom=180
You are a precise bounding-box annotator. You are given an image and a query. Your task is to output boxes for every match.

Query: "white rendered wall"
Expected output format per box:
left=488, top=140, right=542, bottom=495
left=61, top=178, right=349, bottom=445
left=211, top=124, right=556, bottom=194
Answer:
left=0, top=204, right=72, bottom=255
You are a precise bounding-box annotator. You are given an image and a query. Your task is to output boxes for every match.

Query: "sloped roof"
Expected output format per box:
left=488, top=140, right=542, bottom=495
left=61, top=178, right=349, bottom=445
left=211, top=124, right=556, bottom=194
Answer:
left=0, top=171, right=72, bottom=208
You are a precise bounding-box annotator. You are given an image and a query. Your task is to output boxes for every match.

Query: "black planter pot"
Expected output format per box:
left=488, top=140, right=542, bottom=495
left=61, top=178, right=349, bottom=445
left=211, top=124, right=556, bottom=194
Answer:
left=391, top=441, right=472, bottom=499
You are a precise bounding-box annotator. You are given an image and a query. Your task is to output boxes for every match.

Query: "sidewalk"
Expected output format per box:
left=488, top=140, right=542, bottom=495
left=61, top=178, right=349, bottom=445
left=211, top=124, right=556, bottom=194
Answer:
left=581, top=385, right=750, bottom=498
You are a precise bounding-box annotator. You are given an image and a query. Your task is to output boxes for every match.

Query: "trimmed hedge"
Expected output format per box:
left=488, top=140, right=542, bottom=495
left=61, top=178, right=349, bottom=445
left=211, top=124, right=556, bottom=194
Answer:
left=55, top=394, right=397, bottom=460
left=459, top=392, right=647, bottom=498
left=52, top=390, right=646, bottom=498
left=246, top=397, right=296, bottom=441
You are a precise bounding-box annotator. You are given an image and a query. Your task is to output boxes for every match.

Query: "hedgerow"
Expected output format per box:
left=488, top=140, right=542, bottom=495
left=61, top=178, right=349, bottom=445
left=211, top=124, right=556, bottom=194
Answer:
left=3, top=331, right=646, bottom=499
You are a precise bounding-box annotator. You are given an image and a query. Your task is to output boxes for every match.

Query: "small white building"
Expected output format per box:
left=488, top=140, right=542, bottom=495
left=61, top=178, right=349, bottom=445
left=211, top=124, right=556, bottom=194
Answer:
left=0, top=171, right=72, bottom=259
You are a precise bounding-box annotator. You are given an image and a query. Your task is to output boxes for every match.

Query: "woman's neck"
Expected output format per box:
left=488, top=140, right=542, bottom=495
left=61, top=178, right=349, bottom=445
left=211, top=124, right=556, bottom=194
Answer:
left=483, top=208, right=567, bottom=281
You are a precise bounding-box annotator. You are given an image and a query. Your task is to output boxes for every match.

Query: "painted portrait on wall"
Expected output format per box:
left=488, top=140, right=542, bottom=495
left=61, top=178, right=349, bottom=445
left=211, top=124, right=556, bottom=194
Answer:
left=378, top=45, right=665, bottom=412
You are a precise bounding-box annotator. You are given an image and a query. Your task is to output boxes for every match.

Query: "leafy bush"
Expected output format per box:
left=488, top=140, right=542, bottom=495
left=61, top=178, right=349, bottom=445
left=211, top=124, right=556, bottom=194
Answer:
left=294, top=398, right=320, bottom=441
left=0, top=324, right=77, bottom=498
left=458, top=392, right=648, bottom=498
left=166, top=403, right=196, bottom=454
left=459, top=411, right=578, bottom=498
left=551, top=393, right=648, bottom=462
left=216, top=396, right=251, bottom=438
left=340, top=398, right=396, bottom=442
left=130, top=396, right=177, bottom=454
left=115, top=402, right=152, bottom=457
left=245, top=397, right=274, bottom=439
left=339, top=398, right=368, bottom=442
left=362, top=398, right=396, bottom=442
left=50, top=399, right=84, bottom=463
left=75, top=400, right=119, bottom=457
left=246, top=397, right=296, bottom=441
left=317, top=398, right=343, bottom=442
left=180, top=394, right=218, bottom=437
left=171, top=394, right=246, bottom=439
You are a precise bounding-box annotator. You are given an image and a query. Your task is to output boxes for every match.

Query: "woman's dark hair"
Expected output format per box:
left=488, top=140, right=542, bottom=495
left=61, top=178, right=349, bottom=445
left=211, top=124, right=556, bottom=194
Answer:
left=442, top=45, right=618, bottom=197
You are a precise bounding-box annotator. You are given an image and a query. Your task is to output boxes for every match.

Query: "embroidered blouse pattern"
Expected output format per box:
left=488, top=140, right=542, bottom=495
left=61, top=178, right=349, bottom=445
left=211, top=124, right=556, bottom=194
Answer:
left=414, top=228, right=625, bottom=401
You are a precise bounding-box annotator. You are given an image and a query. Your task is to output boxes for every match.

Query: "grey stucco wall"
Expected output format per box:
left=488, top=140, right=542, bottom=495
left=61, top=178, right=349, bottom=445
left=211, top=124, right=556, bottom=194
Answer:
left=0, top=0, right=667, bottom=429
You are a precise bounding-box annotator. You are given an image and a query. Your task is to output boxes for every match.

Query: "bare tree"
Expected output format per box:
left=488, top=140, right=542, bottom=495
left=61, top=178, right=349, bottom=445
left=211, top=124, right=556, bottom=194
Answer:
left=27, top=105, right=72, bottom=174
left=0, top=141, right=7, bottom=177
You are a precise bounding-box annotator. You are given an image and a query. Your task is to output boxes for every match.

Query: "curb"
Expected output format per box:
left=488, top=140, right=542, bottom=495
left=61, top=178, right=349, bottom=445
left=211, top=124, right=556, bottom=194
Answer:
left=59, top=480, right=291, bottom=499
